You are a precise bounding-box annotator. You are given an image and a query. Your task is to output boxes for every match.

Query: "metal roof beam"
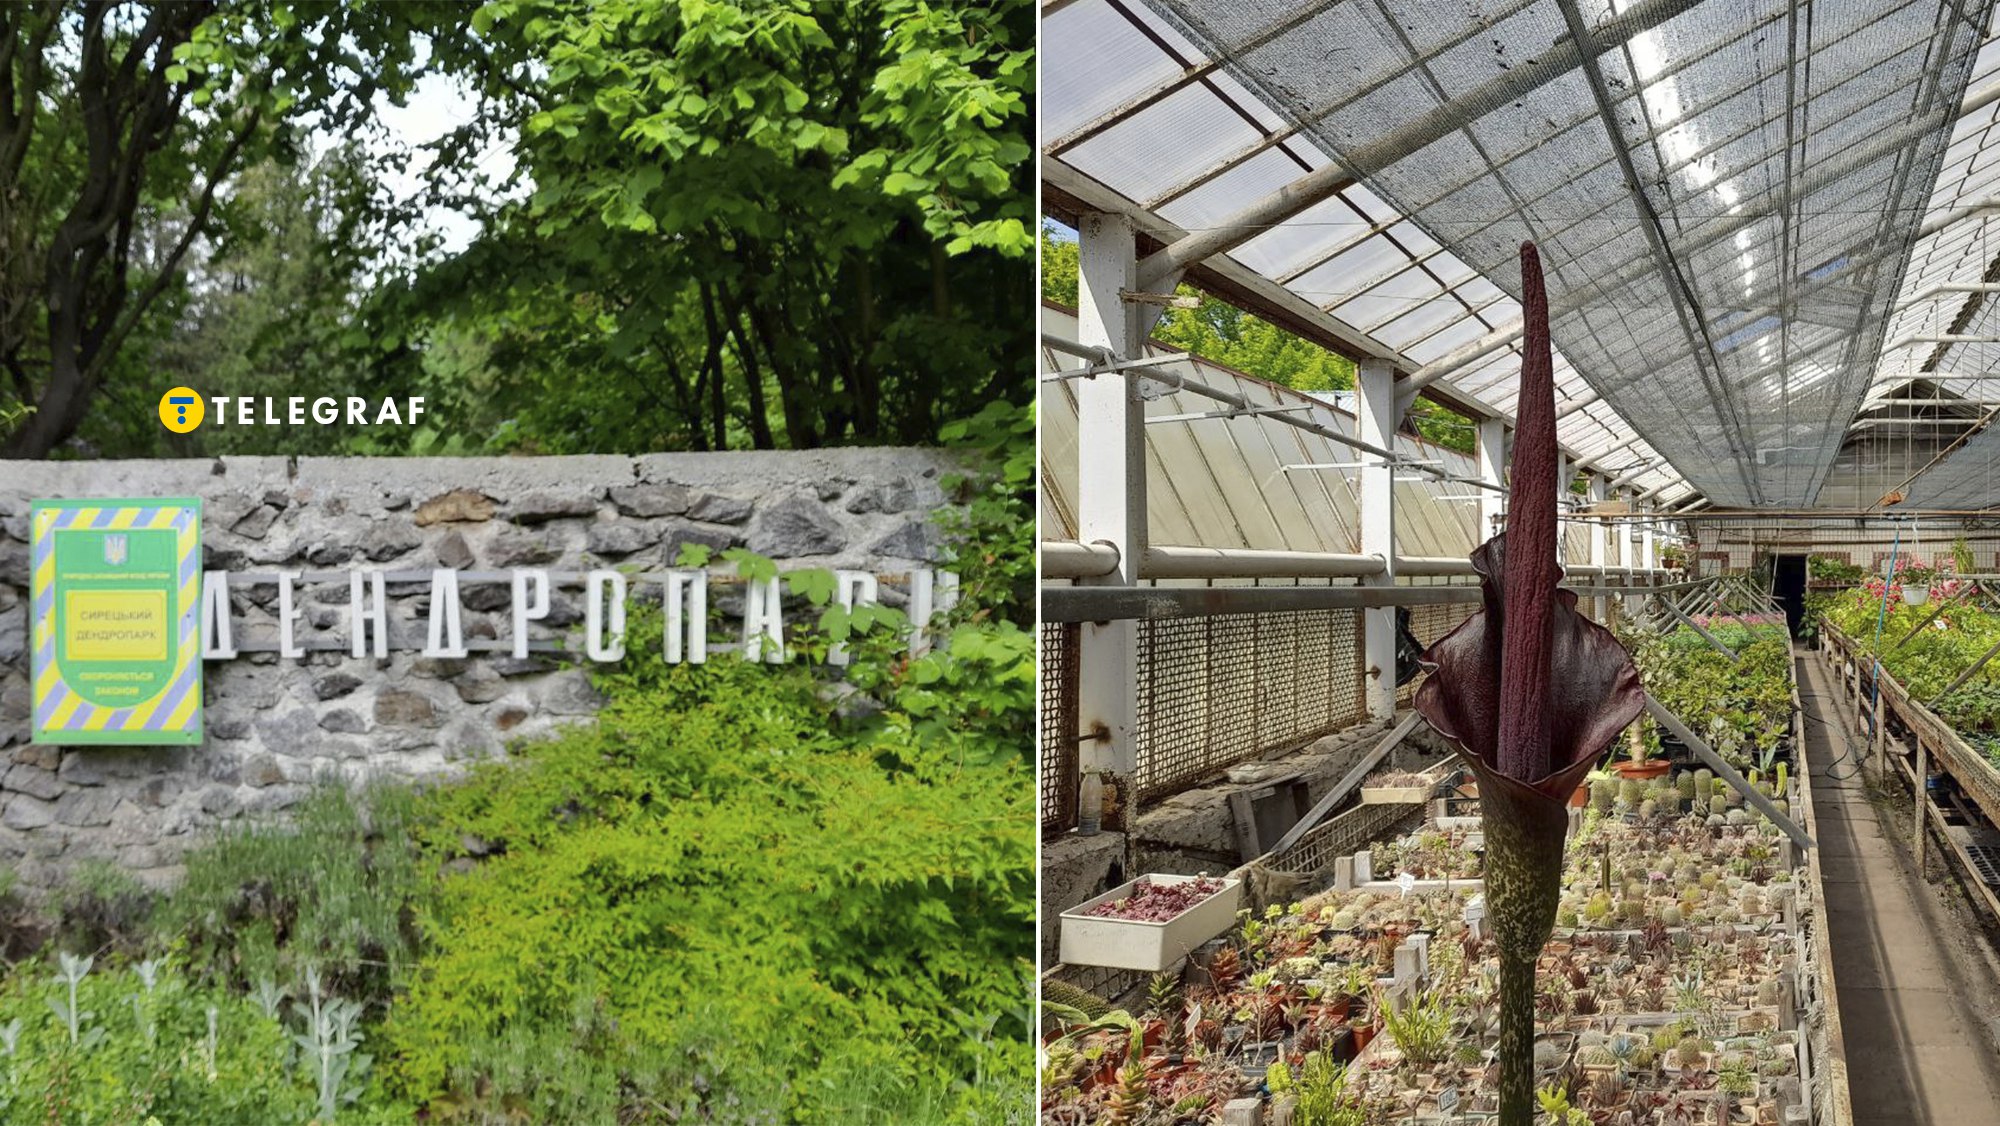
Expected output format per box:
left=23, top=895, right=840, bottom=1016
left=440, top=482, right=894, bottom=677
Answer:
left=1271, top=1, right=1919, bottom=331
left=1142, top=0, right=1802, bottom=216
left=1132, top=0, right=1697, bottom=290
left=1044, top=162, right=1697, bottom=503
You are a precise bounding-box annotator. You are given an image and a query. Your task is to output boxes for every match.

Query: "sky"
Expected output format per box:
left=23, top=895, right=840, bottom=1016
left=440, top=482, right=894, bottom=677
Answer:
left=363, top=69, right=522, bottom=259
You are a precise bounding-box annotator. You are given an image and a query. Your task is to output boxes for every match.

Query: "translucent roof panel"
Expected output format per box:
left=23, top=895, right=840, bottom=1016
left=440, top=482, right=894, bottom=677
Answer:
left=1048, top=0, right=1996, bottom=510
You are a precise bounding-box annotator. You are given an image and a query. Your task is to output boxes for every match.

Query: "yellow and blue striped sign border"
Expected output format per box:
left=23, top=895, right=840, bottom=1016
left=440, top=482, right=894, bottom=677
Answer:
left=30, top=498, right=202, bottom=746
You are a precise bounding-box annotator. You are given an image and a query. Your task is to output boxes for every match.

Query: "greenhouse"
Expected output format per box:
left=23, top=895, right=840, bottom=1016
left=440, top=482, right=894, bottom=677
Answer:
left=1036, top=1, right=2000, bottom=1124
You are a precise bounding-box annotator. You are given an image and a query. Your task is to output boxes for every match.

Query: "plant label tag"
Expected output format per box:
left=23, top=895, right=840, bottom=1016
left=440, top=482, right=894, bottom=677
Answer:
left=1396, top=871, right=1417, bottom=898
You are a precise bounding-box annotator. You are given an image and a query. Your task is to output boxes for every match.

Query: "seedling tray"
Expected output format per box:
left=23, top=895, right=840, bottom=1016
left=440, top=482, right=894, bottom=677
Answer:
left=1059, top=874, right=1243, bottom=972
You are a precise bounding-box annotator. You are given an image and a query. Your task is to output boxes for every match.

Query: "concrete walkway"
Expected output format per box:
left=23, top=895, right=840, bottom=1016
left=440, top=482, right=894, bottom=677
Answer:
left=1798, top=651, right=2000, bottom=1125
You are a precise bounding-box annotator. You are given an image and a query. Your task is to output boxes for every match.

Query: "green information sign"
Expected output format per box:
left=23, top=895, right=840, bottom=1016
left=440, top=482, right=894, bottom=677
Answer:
left=30, top=498, right=202, bottom=745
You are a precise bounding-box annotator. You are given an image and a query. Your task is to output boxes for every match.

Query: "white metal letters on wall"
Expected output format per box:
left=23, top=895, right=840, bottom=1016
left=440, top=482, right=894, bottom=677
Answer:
left=193, top=567, right=955, bottom=666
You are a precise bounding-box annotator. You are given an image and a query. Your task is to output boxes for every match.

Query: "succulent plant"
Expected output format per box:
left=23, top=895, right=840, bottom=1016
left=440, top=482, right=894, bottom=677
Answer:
left=1206, top=946, right=1241, bottom=993
left=1619, top=779, right=1642, bottom=807
left=1675, top=1036, right=1709, bottom=1069
left=1592, top=778, right=1617, bottom=812
left=1676, top=772, right=1697, bottom=801
left=1579, top=1044, right=1617, bottom=1067
left=1042, top=980, right=1111, bottom=1020
left=1104, top=1059, right=1150, bottom=1125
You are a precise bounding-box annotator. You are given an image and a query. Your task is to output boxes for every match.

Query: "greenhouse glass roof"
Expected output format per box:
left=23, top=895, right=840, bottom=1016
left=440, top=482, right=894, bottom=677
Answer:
left=1044, top=0, right=2000, bottom=510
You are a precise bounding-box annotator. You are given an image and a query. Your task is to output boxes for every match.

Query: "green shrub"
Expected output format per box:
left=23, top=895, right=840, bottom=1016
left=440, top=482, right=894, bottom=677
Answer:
left=383, top=644, right=1032, bottom=1122
left=157, top=781, right=434, bottom=1007
left=54, top=859, right=154, bottom=956
left=0, top=955, right=357, bottom=1123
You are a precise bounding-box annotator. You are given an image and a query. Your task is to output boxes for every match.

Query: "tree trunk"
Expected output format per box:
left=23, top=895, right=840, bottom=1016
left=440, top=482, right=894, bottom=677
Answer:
left=719, top=285, right=776, bottom=450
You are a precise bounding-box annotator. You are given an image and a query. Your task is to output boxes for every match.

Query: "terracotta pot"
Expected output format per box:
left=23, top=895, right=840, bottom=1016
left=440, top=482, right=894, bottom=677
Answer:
left=1350, top=1021, right=1377, bottom=1055
left=1613, top=758, right=1671, bottom=780
left=1569, top=782, right=1589, bottom=808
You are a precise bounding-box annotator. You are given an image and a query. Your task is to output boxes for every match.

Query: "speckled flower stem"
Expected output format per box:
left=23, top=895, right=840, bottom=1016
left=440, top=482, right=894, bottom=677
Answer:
left=1480, top=775, right=1568, bottom=1126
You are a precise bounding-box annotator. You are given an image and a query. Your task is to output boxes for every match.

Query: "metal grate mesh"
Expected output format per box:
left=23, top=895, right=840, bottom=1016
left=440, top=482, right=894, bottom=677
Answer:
left=1040, top=622, right=1081, bottom=833
left=1409, top=602, right=1474, bottom=647
left=1267, top=801, right=1424, bottom=876
left=1134, top=609, right=1366, bottom=802
left=1965, top=845, right=2000, bottom=887
left=1403, top=600, right=1476, bottom=705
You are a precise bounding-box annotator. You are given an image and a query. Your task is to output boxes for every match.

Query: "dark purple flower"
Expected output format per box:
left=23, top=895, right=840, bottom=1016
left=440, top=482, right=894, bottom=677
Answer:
left=1409, top=242, right=1644, bottom=1126
left=1412, top=241, right=1644, bottom=805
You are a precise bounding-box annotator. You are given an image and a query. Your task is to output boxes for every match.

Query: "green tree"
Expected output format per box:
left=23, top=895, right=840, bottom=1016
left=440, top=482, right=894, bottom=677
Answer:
left=0, top=1, right=470, bottom=459
left=383, top=0, right=1036, bottom=455
left=141, top=150, right=387, bottom=456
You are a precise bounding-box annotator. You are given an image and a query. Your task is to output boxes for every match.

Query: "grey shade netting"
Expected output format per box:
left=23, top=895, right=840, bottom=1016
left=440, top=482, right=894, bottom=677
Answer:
left=1900, top=263, right=2000, bottom=508
left=1142, top=0, right=1992, bottom=507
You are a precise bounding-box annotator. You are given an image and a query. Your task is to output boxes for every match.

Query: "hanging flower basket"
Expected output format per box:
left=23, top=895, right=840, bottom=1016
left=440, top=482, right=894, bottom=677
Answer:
left=1903, top=586, right=1930, bottom=606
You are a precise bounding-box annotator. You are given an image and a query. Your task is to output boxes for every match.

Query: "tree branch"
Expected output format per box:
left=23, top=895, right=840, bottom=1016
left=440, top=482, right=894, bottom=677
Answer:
left=91, top=102, right=261, bottom=378
left=0, top=2, right=65, bottom=187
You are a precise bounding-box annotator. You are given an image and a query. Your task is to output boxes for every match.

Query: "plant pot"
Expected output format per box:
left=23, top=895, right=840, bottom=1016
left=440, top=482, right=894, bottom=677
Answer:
left=1570, top=782, right=1590, bottom=808
left=1350, top=1021, right=1377, bottom=1055
left=1613, top=758, right=1672, bottom=781
left=1360, top=783, right=1432, bottom=804
left=1321, top=1024, right=1357, bottom=1063
left=1904, top=587, right=1931, bottom=606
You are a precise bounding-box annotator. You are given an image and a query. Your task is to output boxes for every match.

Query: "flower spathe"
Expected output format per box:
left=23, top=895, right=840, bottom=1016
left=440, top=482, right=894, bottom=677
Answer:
left=1413, top=535, right=1645, bottom=810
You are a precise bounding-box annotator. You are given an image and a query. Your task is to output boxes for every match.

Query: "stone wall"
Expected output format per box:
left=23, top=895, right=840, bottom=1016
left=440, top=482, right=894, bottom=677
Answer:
left=0, top=450, right=959, bottom=888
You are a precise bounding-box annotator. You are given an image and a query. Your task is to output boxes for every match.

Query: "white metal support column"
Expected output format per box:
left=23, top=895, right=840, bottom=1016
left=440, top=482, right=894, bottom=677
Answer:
left=1556, top=453, right=1571, bottom=567
left=1615, top=490, right=1637, bottom=614
left=1588, top=476, right=1608, bottom=619
left=1641, top=503, right=1657, bottom=574
left=1358, top=359, right=1400, bottom=720
left=1476, top=418, right=1506, bottom=544
left=1075, top=213, right=1145, bottom=780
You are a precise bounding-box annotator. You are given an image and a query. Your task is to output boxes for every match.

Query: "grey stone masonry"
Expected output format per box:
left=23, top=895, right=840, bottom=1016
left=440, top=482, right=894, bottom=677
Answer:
left=0, top=450, right=958, bottom=888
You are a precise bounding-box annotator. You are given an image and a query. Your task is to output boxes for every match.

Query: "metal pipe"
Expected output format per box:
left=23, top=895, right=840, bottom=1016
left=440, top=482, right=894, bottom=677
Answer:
left=1394, top=555, right=1479, bottom=577
left=1042, top=574, right=1680, bottom=623
left=1041, top=583, right=1481, bottom=623
left=1142, top=546, right=1385, bottom=580
left=1041, top=540, right=1121, bottom=579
